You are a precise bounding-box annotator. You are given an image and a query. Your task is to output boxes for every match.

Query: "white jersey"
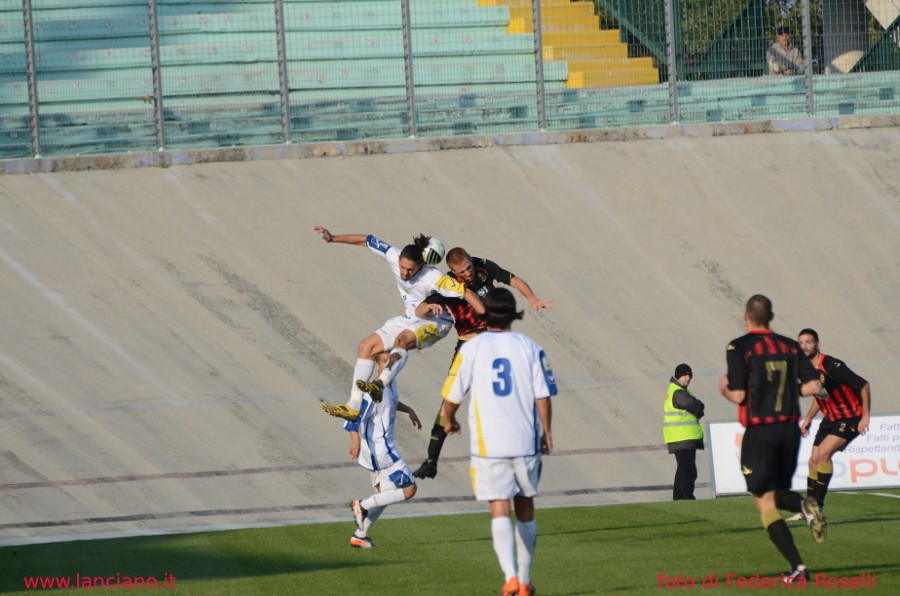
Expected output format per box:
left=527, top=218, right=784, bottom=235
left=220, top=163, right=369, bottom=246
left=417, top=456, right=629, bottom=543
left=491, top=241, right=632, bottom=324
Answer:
left=442, top=330, right=557, bottom=458
left=367, top=235, right=466, bottom=318
left=344, top=380, right=403, bottom=472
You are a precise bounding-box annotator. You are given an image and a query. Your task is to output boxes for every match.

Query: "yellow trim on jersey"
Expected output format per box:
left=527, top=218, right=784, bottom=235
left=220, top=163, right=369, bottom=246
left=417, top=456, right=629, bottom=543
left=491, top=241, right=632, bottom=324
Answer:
left=441, top=351, right=464, bottom=401
left=473, top=392, right=487, bottom=457
left=435, top=274, right=466, bottom=297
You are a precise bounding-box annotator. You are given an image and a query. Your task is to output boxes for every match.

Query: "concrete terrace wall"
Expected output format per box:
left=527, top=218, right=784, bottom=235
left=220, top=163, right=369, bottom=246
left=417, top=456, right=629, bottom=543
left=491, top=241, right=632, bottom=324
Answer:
left=1, top=121, right=899, bottom=544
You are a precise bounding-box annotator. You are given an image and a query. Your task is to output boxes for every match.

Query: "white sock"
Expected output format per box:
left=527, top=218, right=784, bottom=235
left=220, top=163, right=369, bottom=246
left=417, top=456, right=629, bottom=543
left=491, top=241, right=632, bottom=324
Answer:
left=348, top=358, right=375, bottom=410
left=515, top=519, right=537, bottom=585
left=359, top=505, right=384, bottom=537
left=491, top=516, right=517, bottom=581
left=378, top=348, right=408, bottom=387
left=361, top=487, right=406, bottom=510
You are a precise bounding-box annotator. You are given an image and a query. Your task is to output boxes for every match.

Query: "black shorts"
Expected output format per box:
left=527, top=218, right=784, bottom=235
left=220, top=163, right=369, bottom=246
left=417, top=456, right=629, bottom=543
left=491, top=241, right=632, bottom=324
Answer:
left=741, top=422, right=801, bottom=497
left=813, top=416, right=862, bottom=450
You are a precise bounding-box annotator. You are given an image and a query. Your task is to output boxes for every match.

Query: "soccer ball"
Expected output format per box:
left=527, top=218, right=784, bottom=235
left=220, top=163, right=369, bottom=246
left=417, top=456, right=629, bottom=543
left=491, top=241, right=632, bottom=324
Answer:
left=422, top=237, right=445, bottom=265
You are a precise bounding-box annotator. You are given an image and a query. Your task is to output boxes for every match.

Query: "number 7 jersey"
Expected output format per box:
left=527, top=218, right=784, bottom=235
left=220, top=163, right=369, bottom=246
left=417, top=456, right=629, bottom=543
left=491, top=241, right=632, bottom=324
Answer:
left=725, top=330, right=818, bottom=427
left=442, top=330, right=557, bottom=457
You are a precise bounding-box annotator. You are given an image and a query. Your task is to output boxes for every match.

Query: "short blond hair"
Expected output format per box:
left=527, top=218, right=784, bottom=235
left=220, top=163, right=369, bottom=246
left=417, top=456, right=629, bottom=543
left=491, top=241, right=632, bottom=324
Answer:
left=445, top=247, right=470, bottom=268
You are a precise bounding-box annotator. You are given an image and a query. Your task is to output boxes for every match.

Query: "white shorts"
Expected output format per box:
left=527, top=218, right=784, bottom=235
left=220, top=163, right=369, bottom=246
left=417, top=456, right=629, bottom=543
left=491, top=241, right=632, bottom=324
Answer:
left=375, top=314, right=454, bottom=350
left=470, top=455, right=541, bottom=501
left=370, top=459, right=415, bottom=491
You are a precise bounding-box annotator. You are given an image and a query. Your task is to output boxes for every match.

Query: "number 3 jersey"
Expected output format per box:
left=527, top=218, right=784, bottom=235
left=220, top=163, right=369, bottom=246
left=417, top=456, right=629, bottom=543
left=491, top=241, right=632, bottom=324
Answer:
left=442, top=330, right=557, bottom=458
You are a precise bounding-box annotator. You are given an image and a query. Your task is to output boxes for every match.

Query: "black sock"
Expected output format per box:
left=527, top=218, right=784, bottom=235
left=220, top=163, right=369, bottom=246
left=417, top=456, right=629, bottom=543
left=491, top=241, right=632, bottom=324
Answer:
left=775, top=490, right=803, bottom=513
left=806, top=475, right=817, bottom=500
left=766, top=519, right=803, bottom=569
left=815, top=472, right=833, bottom=508
left=426, top=424, right=448, bottom=463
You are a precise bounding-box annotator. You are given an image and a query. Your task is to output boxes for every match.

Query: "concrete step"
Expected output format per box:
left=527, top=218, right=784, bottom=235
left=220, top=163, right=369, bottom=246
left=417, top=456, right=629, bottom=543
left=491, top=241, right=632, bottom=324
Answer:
left=568, top=68, right=659, bottom=88
left=543, top=43, right=628, bottom=60
left=509, top=15, right=600, bottom=34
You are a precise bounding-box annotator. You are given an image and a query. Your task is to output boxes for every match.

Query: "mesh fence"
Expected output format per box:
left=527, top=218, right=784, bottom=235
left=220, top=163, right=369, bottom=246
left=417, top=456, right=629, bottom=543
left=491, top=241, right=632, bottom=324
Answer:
left=2, top=0, right=899, bottom=159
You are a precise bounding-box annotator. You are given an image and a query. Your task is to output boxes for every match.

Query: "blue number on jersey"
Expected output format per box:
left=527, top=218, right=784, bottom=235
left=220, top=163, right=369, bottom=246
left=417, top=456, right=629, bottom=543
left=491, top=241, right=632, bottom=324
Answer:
left=492, top=358, right=512, bottom=396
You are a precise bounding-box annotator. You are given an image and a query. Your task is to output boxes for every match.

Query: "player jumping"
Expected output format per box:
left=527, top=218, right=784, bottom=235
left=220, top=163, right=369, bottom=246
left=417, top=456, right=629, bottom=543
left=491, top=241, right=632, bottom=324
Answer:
left=315, top=227, right=483, bottom=421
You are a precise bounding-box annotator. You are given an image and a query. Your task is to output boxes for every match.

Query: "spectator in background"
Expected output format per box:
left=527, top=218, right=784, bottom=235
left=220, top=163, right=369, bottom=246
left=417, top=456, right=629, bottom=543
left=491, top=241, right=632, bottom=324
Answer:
left=663, top=363, right=705, bottom=500
left=768, top=26, right=805, bottom=75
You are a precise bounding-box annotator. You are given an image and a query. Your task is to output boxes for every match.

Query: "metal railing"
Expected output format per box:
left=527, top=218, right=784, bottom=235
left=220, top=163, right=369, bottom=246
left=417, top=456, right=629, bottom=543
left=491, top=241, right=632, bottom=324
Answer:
left=1, top=0, right=898, bottom=160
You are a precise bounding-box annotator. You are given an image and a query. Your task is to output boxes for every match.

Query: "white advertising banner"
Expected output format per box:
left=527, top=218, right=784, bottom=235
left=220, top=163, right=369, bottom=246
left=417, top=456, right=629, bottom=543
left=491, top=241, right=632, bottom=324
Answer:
left=709, top=414, right=900, bottom=496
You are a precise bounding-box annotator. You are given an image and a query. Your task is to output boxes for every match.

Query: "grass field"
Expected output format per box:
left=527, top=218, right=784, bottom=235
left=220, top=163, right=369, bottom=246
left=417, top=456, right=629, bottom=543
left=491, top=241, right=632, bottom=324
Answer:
left=2, top=489, right=897, bottom=595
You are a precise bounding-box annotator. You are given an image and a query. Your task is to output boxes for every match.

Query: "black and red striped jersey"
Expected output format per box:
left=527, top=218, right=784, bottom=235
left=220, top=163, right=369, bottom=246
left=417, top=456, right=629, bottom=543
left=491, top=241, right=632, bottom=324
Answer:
left=812, top=354, right=867, bottom=420
left=424, top=257, right=512, bottom=337
left=725, top=330, right=819, bottom=427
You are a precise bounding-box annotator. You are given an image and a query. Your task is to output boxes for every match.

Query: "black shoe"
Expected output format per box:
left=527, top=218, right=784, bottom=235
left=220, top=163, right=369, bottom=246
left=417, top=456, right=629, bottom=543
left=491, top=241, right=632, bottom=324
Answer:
left=782, top=565, right=810, bottom=585
left=412, top=459, right=438, bottom=479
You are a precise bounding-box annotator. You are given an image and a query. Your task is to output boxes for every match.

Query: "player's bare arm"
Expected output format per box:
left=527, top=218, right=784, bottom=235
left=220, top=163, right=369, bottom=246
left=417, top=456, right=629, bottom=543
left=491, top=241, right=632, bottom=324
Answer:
left=509, top=275, right=554, bottom=311
left=859, top=383, right=871, bottom=434
left=464, top=288, right=485, bottom=315
left=314, top=226, right=367, bottom=245
left=415, top=301, right=444, bottom=318
left=440, top=400, right=462, bottom=435
left=800, top=401, right=821, bottom=437
left=538, top=397, right=553, bottom=455
left=397, top=401, right=422, bottom=430
left=718, top=373, right=745, bottom=405
left=800, top=378, right=822, bottom=397
left=349, top=430, right=360, bottom=460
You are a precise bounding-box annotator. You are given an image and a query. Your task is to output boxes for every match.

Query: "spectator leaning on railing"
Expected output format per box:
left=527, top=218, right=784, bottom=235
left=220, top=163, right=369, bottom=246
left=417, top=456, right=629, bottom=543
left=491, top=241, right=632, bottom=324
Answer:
left=767, top=26, right=805, bottom=75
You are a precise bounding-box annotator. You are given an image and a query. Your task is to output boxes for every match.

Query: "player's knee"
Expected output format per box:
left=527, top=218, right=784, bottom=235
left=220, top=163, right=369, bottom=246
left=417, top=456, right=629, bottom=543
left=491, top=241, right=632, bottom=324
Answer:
left=358, top=335, right=382, bottom=357
left=394, top=332, right=416, bottom=351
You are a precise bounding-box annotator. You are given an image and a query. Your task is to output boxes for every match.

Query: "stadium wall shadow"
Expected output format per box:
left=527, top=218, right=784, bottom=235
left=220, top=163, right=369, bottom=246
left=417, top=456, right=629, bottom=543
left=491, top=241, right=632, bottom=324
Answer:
left=1, top=123, right=899, bottom=544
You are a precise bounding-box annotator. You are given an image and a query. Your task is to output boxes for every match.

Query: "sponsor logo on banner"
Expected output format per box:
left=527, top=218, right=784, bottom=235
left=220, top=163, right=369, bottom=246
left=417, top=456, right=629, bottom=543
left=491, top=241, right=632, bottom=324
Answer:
left=708, top=414, right=900, bottom=495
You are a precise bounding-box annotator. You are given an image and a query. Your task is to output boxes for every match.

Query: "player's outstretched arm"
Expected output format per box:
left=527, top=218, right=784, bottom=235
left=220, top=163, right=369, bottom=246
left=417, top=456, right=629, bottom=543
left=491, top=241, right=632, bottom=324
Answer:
left=397, top=401, right=422, bottom=429
left=314, top=226, right=367, bottom=246
left=509, top=275, right=554, bottom=311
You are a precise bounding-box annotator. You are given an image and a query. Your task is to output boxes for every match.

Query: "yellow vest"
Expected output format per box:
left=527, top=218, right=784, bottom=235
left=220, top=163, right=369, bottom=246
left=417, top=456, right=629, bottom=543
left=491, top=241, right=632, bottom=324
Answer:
left=663, top=381, right=703, bottom=444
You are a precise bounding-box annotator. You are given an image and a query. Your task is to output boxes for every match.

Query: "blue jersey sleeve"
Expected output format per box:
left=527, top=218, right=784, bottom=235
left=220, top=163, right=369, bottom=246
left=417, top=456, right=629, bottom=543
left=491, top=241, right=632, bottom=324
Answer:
left=366, top=235, right=391, bottom=255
